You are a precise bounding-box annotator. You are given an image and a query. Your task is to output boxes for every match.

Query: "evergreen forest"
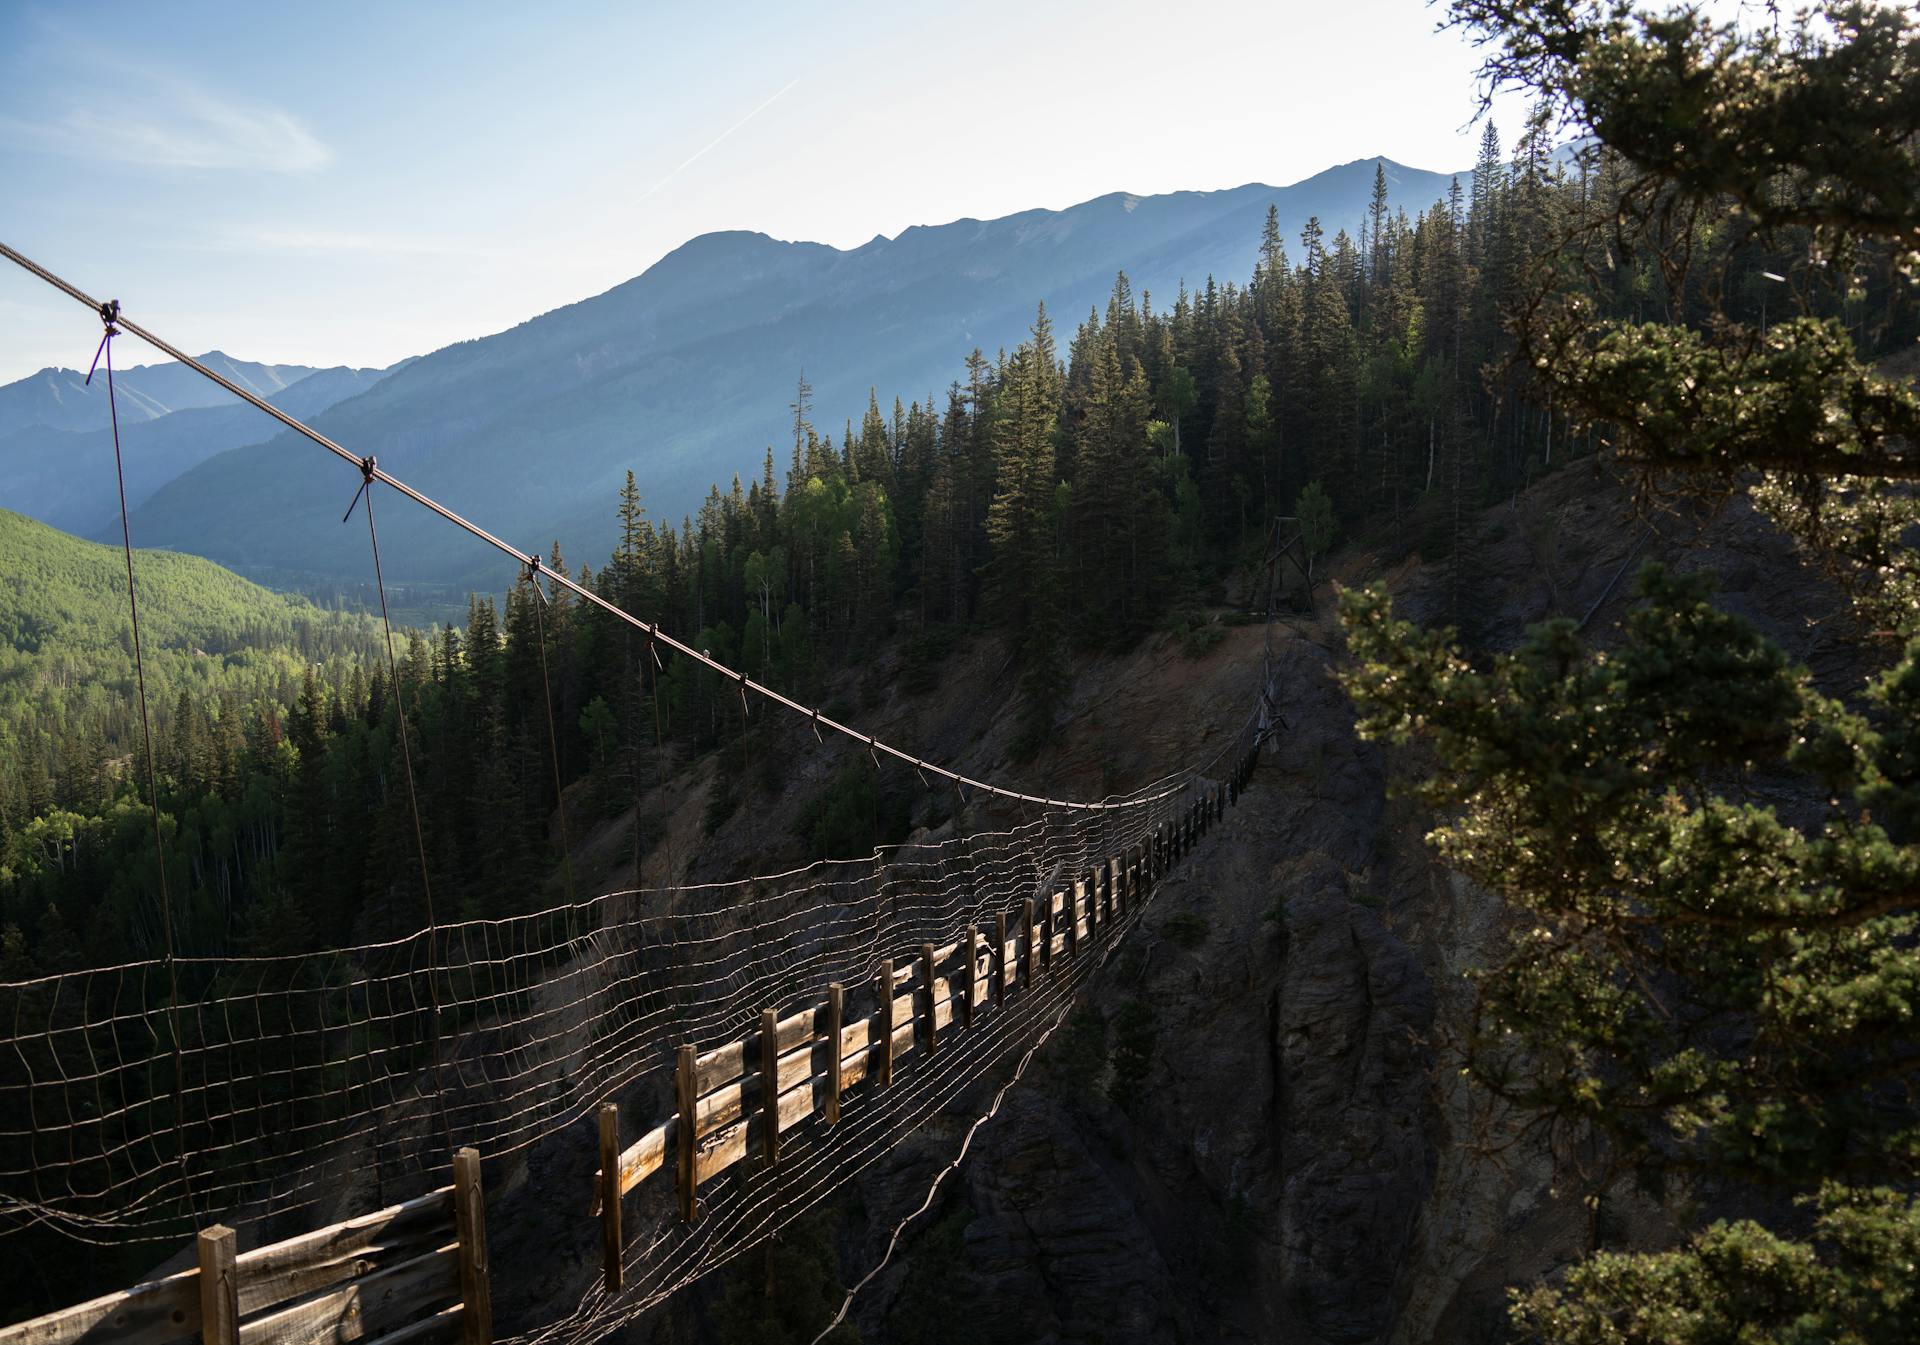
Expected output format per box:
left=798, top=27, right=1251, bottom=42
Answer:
left=4, top=111, right=1912, bottom=992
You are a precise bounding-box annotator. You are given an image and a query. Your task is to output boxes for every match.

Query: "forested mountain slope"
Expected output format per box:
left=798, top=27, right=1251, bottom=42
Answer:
left=121, top=157, right=1457, bottom=592
left=0, top=509, right=382, bottom=964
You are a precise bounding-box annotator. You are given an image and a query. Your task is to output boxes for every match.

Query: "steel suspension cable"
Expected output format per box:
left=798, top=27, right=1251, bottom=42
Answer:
left=0, top=240, right=1171, bottom=812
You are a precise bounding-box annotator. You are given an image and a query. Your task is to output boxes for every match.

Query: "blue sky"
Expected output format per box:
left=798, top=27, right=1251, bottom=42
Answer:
left=0, top=0, right=1533, bottom=382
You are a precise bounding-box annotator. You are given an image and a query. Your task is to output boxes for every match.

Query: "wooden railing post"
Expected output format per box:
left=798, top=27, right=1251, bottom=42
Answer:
left=961, top=925, right=978, bottom=1029
left=598, top=1105, right=623, bottom=1289
left=454, top=1147, right=493, bottom=1345
left=1042, top=890, right=1056, bottom=971
left=826, top=982, right=844, bottom=1125
left=197, top=1224, right=239, bottom=1345
left=994, top=911, right=1008, bottom=1009
left=920, top=944, right=938, bottom=1057
left=760, top=1008, right=780, bottom=1168
left=1022, top=899, right=1036, bottom=989
left=876, top=964, right=894, bottom=1088
left=675, top=1044, right=699, bottom=1224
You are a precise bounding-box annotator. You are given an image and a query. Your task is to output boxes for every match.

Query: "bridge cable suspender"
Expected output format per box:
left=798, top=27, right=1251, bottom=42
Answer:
left=346, top=458, right=456, bottom=1158
left=89, top=304, right=198, bottom=1223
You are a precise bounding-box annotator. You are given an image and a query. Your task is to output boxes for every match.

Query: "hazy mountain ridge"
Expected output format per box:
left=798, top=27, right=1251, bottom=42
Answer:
left=0, top=361, right=399, bottom=539
left=0, top=350, right=327, bottom=435
left=111, top=156, right=1463, bottom=591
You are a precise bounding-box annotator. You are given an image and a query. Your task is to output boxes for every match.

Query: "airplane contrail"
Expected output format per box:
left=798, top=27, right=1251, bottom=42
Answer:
left=635, top=76, right=801, bottom=204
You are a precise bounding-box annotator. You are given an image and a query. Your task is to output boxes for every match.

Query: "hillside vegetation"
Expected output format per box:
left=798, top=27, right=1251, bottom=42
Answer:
left=0, top=509, right=384, bottom=960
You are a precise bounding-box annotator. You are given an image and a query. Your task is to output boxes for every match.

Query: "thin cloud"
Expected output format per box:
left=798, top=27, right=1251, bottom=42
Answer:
left=634, top=77, right=800, bottom=205
left=3, top=63, right=330, bottom=173
left=177, top=228, right=497, bottom=259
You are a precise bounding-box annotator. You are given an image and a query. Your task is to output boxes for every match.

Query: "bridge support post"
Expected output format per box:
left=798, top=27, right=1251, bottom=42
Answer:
left=454, top=1147, right=492, bottom=1345
left=197, top=1224, right=239, bottom=1345
left=598, top=1104, right=623, bottom=1289
left=1022, top=900, right=1036, bottom=989
left=876, top=965, right=894, bottom=1088
left=826, top=982, right=844, bottom=1125
left=994, top=911, right=1008, bottom=1008
left=760, top=1008, right=780, bottom=1168
left=676, top=1044, right=699, bottom=1224
left=1043, top=891, right=1056, bottom=971
left=920, top=944, right=938, bottom=1057
left=962, top=926, right=978, bottom=1029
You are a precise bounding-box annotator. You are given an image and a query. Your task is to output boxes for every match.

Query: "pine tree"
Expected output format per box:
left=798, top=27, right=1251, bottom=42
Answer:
left=1348, top=4, right=1920, bottom=1338
left=984, top=308, right=1069, bottom=748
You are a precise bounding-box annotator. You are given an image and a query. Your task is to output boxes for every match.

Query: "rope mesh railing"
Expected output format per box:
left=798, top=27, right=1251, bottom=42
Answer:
left=0, top=766, right=1241, bottom=1247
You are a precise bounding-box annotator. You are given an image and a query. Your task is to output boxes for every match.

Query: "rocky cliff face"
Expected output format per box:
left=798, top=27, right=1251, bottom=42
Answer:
left=826, top=631, right=1454, bottom=1345
left=811, top=468, right=1862, bottom=1345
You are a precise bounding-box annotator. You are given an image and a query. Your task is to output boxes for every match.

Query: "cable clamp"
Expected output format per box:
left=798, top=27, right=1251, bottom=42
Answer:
left=85, top=301, right=122, bottom=386
left=810, top=708, right=823, bottom=744
left=342, top=456, right=378, bottom=523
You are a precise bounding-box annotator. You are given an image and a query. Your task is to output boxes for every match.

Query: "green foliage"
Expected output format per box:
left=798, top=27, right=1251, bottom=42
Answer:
left=1163, top=608, right=1226, bottom=659
left=1343, top=567, right=1920, bottom=1181
left=0, top=507, right=383, bottom=778
left=1345, top=11, right=1920, bottom=1332
left=1295, top=481, right=1338, bottom=567
left=793, top=763, right=909, bottom=862
left=1513, top=1185, right=1920, bottom=1345
left=900, top=626, right=956, bottom=696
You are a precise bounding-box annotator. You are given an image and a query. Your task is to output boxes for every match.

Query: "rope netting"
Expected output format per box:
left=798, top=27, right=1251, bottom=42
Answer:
left=520, top=774, right=1212, bottom=1344
left=0, top=758, right=1237, bottom=1249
